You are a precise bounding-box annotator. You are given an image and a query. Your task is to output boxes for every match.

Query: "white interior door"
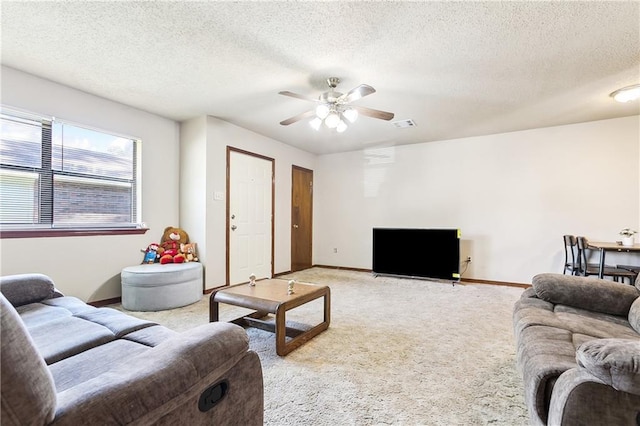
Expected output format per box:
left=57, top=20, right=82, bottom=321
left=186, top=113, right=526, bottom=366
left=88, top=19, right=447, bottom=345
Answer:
left=229, top=150, right=273, bottom=285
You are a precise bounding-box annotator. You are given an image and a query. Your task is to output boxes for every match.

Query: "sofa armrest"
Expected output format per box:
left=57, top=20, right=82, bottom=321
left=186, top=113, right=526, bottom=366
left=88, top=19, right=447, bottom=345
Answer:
left=54, top=322, right=263, bottom=425
left=532, top=273, right=639, bottom=316
left=547, top=367, right=640, bottom=426
left=1, top=293, right=57, bottom=426
left=0, top=273, right=58, bottom=307
left=576, top=338, right=640, bottom=395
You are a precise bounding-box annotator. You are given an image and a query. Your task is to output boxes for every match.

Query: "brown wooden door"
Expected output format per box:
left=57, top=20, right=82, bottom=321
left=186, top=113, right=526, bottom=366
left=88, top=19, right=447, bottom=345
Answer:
left=291, top=166, right=313, bottom=272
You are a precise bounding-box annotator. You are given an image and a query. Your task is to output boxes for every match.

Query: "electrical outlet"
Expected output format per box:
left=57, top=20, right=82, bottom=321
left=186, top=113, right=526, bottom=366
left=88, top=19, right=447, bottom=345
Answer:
left=466, top=256, right=472, bottom=263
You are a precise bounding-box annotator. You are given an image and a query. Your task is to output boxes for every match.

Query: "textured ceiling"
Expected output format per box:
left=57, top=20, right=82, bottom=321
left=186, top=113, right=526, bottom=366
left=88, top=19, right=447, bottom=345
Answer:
left=1, top=1, right=639, bottom=155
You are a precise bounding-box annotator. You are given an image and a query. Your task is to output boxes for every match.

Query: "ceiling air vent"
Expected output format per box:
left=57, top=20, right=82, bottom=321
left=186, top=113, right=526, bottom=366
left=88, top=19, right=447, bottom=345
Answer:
left=392, top=119, right=416, bottom=128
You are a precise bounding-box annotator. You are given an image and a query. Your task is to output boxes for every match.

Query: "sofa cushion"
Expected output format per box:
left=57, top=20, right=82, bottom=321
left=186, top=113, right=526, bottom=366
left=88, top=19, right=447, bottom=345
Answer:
left=21, top=296, right=159, bottom=364
left=29, top=316, right=117, bottom=364
left=514, top=295, right=639, bottom=344
left=17, top=303, right=73, bottom=328
left=50, top=339, right=152, bottom=392
left=41, top=296, right=97, bottom=314
left=75, top=307, right=157, bottom=337
left=532, top=273, right=639, bottom=316
left=628, top=297, right=640, bottom=334
left=0, top=273, right=56, bottom=307
left=124, top=325, right=179, bottom=346
left=576, top=338, right=640, bottom=395
left=0, top=294, right=56, bottom=425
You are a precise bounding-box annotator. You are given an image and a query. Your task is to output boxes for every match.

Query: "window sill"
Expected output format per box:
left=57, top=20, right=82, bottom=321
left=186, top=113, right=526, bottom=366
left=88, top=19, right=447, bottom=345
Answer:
left=0, top=228, right=149, bottom=239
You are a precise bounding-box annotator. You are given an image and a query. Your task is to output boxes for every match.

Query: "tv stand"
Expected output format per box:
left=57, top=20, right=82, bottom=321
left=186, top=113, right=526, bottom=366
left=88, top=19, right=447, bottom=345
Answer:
left=371, top=271, right=459, bottom=286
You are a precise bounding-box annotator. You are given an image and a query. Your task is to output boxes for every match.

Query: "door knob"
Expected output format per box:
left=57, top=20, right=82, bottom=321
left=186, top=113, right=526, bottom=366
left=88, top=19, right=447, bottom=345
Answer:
left=293, top=224, right=299, bottom=229
left=231, top=225, right=237, bottom=231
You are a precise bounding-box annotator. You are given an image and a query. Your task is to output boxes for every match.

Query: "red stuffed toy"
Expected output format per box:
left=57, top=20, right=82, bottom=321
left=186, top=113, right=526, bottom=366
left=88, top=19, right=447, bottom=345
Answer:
left=157, top=226, right=189, bottom=264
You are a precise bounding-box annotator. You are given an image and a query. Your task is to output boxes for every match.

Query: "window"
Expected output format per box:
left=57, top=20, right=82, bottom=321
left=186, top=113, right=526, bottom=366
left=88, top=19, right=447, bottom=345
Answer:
left=0, top=106, right=145, bottom=238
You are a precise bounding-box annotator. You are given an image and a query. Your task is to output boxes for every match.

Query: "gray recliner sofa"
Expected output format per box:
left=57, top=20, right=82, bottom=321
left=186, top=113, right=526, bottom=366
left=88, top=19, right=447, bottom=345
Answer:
left=513, top=273, right=640, bottom=425
left=0, top=273, right=263, bottom=425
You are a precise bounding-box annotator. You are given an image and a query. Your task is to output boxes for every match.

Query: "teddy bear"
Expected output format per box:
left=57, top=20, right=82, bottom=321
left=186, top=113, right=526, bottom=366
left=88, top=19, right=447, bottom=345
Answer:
left=180, top=243, right=198, bottom=262
left=157, top=226, right=189, bottom=264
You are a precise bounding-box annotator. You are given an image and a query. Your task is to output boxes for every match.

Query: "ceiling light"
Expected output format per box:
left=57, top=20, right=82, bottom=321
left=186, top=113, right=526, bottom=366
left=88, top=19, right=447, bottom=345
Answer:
left=315, top=104, right=330, bottom=119
left=309, top=117, right=322, bottom=131
left=324, top=112, right=340, bottom=129
left=343, top=108, right=358, bottom=123
left=336, top=120, right=348, bottom=133
left=610, top=84, right=640, bottom=103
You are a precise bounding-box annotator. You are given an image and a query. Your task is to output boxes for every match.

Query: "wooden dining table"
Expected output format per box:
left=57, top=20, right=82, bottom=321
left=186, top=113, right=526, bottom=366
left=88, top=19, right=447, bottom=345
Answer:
left=587, top=241, right=640, bottom=279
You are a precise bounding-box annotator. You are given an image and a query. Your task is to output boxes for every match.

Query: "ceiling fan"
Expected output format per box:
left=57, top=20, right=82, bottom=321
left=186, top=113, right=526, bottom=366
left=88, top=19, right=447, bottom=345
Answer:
left=279, top=77, right=394, bottom=132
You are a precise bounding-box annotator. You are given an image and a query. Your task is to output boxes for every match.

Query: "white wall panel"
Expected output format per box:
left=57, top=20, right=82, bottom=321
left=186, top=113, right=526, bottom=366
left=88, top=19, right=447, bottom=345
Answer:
left=314, top=116, right=640, bottom=284
left=1, top=66, right=180, bottom=301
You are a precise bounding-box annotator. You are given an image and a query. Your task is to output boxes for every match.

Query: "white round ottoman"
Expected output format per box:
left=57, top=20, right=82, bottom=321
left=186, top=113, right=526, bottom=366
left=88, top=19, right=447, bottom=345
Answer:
left=121, top=263, right=203, bottom=311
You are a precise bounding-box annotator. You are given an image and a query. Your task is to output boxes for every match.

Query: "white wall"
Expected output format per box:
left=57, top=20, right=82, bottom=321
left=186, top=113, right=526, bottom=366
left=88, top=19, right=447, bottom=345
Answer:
left=180, top=116, right=316, bottom=290
left=314, top=116, right=640, bottom=284
left=1, top=67, right=315, bottom=300
left=180, top=116, right=208, bottom=261
left=3, top=66, right=638, bottom=297
left=0, top=67, right=180, bottom=302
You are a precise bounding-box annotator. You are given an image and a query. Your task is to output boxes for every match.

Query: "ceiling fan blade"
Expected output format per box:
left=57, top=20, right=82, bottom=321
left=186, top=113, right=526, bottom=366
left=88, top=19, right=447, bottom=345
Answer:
left=280, top=109, right=316, bottom=126
left=351, top=105, right=395, bottom=121
left=278, top=91, right=320, bottom=103
left=339, top=84, right=376, bottom=103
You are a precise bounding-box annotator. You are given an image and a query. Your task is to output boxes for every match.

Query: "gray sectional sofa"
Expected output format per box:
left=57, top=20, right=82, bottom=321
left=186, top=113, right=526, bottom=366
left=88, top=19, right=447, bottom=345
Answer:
left=513, top=273, right=640, bottom=425
left=0, top=273, right=263, bottom=425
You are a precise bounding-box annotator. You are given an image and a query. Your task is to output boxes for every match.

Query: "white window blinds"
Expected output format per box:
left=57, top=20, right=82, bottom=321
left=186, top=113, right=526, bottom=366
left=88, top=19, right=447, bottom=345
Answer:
left=0, top=107, right=141, bottom=229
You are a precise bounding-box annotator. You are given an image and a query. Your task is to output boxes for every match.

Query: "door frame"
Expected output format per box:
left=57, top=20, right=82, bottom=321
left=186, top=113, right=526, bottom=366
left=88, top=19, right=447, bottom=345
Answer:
left=226, top=146, right=275, bottom=285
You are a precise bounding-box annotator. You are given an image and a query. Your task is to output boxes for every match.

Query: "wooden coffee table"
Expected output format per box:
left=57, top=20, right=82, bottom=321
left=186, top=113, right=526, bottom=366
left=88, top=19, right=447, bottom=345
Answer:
left=209, top=279, right=330, bottom=356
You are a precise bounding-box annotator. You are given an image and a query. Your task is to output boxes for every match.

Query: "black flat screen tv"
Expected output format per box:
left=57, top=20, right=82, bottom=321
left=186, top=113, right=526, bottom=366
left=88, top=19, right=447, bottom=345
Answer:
left=372, top=228, right=460, bottom=281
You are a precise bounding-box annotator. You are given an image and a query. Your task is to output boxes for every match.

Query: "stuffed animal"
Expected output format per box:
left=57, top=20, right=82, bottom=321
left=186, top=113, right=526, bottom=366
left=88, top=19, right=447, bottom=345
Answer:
left=180, top=243, right=199, bottom=262
left=157, top=226, right=189, bottom=264
left=141, top=242, right=160, bottom=264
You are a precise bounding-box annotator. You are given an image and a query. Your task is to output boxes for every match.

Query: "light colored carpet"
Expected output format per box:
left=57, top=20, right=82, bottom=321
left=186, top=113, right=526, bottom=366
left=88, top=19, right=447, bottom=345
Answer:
left=112, top=267, right=530, bottom=425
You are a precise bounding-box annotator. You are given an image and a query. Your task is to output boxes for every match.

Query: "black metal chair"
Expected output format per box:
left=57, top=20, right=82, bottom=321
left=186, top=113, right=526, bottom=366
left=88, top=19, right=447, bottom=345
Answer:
left=576, top=236, right=637, bottom=284
left=617, top=264, right=639, bottom=284
left=563, top=235, right=580, bottom=275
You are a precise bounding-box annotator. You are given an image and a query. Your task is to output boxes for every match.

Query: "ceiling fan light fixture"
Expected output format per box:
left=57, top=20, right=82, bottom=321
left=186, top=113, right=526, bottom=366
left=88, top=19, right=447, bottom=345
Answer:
left=309, top=117, right=322, bottom=131
left=315, top=104, right=330, bottom=119
left=343, top=108, right=358, bottom=123
left=278, top=77, right=394, bottom=131
left=610, top=84, right=640, bottom=103
left=324, top=112, right=340, bottom=129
